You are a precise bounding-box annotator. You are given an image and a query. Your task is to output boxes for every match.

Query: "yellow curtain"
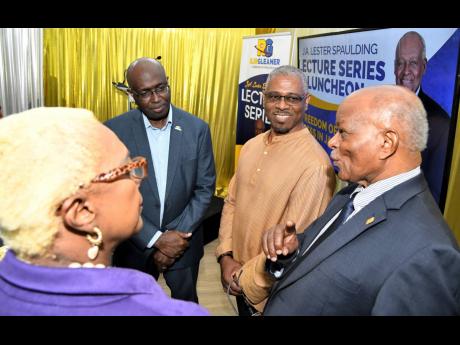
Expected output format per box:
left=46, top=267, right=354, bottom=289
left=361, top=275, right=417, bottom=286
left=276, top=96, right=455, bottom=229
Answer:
left=256, top=28, right=277, bottom=35
left=444, top=106, right=460, bottom=244
left=43, top=28, right=257, bottom=198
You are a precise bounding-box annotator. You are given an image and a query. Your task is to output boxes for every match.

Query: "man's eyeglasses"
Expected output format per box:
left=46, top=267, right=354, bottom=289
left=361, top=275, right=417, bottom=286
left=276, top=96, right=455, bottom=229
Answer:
left=264, top=92, right=306, bottom=106
left=91, top=156, right=148, bottom=184
left=130, top=84, right=169, bottom=100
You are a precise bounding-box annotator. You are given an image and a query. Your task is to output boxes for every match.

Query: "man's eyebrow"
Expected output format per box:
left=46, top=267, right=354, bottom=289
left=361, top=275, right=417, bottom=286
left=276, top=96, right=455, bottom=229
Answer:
left=139, top=82, right=165, bottom=91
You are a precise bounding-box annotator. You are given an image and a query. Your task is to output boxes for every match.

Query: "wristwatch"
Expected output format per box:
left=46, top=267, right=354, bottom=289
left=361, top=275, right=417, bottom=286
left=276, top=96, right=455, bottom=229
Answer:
left=217, top=251, right=233, bottom=263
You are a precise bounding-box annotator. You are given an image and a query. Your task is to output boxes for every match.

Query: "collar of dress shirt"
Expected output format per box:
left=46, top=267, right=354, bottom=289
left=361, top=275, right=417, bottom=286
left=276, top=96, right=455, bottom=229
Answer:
left=352, top=166, right=421, bottom=211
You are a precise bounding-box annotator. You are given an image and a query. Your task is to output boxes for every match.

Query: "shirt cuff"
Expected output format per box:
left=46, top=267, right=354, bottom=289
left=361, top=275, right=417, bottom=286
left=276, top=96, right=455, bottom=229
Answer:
left=146, top=230, right=164, bottom=248
left=238, top=252, right=276, bottom=306
left=266, top=248, right=300, bottom=278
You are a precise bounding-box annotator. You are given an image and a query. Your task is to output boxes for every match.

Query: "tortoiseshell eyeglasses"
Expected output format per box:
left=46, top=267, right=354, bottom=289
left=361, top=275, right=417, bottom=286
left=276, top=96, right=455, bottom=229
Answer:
left=91, top=156, right=148, bottom=184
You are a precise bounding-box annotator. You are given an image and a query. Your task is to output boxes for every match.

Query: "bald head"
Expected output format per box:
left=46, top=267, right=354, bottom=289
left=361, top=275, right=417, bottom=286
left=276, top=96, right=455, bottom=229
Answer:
left=125, top=57, right=171, bottom=123
left=126, top=58, right=165, bottom=87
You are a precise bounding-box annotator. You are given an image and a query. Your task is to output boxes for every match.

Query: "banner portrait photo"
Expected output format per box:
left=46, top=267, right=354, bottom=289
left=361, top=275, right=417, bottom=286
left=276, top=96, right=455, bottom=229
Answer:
left=298, top=28, right=460, bottom=208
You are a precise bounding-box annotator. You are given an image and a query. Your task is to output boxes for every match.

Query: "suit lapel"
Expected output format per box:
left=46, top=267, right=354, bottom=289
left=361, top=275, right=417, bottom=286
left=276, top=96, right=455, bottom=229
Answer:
left=297, top=194, right=350, bottom=255
left=268, top=194, right=351, bottom=294
left=131, top=110, right=160, bottom=201
left=275, top=197, right=387, bottom=295
left=164, top=107, right=183, bottom=203
left=268, top=173, right=429, bottom=301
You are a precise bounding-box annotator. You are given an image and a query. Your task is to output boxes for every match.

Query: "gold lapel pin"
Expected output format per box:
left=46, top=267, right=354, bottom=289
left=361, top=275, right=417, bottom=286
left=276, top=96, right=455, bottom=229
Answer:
left=365, top=216, right=375, bottom=225
left=174, top=125, right=182, bottom=131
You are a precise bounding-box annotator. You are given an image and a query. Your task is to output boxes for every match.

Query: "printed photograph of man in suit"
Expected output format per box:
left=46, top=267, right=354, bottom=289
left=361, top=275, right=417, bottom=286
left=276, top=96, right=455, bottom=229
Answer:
left=394, top=31, right=450, bottom=205
left=235, top=85, right=460, bottom=315
left=105, top=57, right=216, bottom=302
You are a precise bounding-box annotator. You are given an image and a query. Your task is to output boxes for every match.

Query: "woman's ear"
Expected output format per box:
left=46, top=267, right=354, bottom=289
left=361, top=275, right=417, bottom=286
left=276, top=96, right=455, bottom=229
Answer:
left=59, top=193, right=96, bottom=232
left=379, top=129, right=399, bottom=160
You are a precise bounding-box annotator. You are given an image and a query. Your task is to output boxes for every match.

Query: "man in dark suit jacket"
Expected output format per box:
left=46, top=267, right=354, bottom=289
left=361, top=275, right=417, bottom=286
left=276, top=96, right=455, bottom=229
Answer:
left=105, top=58, right=216, bottom=302
left=236, top=85, right=460, bottom=315
left=418, top=89, right=450, bottom=204
left=394, top=31, right=450, bottom=204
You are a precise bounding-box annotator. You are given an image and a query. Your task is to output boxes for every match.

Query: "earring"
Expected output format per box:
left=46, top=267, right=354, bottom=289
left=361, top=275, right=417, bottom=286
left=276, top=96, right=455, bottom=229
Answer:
left=86, top=227, right=103, bottom=260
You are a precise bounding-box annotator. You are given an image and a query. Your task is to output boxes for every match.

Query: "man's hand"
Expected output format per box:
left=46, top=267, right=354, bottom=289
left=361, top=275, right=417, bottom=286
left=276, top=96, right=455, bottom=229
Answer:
left=154, top=230, right=191, bottom=258
left=153, top=250, right=175, bottom=272
left=262, top=221, right=299, bottom=262
left=219, top=256, right=243, bottom=296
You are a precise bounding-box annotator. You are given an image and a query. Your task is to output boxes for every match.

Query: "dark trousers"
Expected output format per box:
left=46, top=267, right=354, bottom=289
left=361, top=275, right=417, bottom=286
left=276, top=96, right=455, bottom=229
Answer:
left=113, top=240, right=201, bottom=303
left=236, top=295, right=259, bottom=316
left=152, top=264, right=200, bottom=303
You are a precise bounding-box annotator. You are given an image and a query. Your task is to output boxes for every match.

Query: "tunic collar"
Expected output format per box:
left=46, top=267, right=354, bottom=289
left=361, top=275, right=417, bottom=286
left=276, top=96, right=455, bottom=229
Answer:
left=263, top=127, right=311, bottom=145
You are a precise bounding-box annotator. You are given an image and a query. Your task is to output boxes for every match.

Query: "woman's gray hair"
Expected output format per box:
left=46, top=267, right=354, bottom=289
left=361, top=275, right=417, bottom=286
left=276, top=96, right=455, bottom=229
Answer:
left=0, top=107, right=102, bottom=258
left=266, top=65, right=309, bottom=94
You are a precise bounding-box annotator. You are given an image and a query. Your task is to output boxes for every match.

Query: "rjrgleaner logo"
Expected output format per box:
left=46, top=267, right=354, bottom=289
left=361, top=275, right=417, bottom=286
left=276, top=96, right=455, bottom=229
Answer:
left=250, top=38, right=280, bottom=65
left=256, top=38, right=273, bottom=57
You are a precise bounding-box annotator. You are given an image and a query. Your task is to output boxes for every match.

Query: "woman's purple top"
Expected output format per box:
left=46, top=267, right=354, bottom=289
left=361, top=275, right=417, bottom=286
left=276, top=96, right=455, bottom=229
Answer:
left=0, top=250, right=209, bottom=316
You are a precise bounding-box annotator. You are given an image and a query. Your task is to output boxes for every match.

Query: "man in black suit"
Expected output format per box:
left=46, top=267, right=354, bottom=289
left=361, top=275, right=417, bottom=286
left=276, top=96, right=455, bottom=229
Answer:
left=394, top=31, right=450, bottom=204
left=105, top=58, right=216, bottom=302
left=236, top=85, right=460, bottom=315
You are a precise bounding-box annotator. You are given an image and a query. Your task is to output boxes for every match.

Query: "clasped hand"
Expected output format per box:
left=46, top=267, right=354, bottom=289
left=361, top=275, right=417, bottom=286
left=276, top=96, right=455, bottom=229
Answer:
left=153, top=230, right=191, bottom=272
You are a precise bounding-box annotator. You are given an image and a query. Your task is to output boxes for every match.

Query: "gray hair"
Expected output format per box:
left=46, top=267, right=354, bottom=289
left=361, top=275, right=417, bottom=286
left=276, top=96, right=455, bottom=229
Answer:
left=395, top=31, right=427, bottom=60
left=266, top=65, right=309, bottom=94
left=0, top=108, right=102, bottom=258
left=372, top=86, right=428, bottom=151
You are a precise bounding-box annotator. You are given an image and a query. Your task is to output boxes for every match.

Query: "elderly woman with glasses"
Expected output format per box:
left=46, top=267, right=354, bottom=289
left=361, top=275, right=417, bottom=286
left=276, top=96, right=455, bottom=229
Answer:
left=0, top=107, right=208, bottom=316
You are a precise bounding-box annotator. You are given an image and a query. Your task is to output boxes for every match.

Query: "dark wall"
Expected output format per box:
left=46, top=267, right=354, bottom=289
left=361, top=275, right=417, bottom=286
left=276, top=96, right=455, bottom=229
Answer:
left=202, top=196, right=224, bottom=245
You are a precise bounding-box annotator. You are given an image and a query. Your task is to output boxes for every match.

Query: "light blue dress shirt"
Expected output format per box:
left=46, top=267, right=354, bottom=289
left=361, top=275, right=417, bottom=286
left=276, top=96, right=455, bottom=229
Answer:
left=143, top=106, right=173, bottom=247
